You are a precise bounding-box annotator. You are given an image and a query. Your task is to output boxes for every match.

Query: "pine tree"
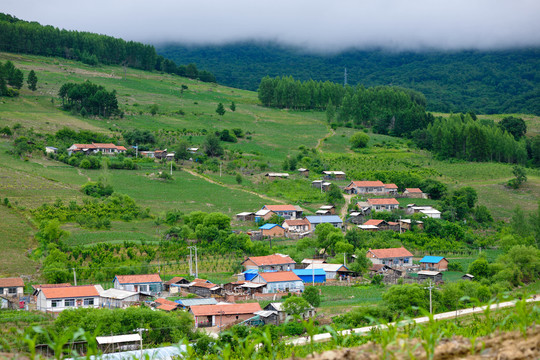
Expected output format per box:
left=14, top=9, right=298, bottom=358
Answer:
left=216, top=102, right=226, bottom=117
left=27, top=70, right=38, bottom=91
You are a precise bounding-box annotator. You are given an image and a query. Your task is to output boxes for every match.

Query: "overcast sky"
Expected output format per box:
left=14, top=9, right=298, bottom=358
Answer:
left=3, top=0, right=540, bottom=52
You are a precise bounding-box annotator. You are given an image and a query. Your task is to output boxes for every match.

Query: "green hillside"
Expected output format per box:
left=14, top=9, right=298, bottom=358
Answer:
left=0, top=51, right=539, bottom=278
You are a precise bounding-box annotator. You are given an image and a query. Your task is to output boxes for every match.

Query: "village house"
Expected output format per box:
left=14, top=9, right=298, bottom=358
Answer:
left=163, top=277, right=190, bottom=292
left=261, top=205, right=303, bottom=220
left=113, top=274, right=163, bottom=295
left=369, top=264, right=402, bottom=277
left=236, top=212, right=256, bottom=222
left=67, top=143, right=127, bottom=156
left=305, top=215, right=343, bottom=229
left=45, top=146, right=58, bottom=154
left=305, top=263, right=351, bottom=280
left=175, top=298, right=218, bottom=311
left=417, top=270, right=443, bottom=282
left=154, top=298, right=179, bottom=312
left=188, top=281, right=222, bottom=297
left=154, top=150, right=167, bottom=160
left=359, top=219, right=399, bottom=232
left=406, top=205, right=441, bottom=219
left=404, top=188, right=426, bottom=199
left=367, top=247, right=414, bottom=267
left=368, top=198, right=400, bottom=211
left=282, top=218, right=311, bottom=233
left=36, top=285, right=100, bottom=313
left=419, top=256, right=449, bottom=271
left=99, top=288, right=140, bottom=309
left=384, top=183, right=399, bottom=195
left=259, top=223, right=286, bottom=237
left=242, top=254, right=296, bottom=272
left=345, top=180, right=385, bottom=195
left=318, top=205, right=336, bottom=215
left=254, top=209, right=275, bottom=222
left=311, top=180, right=332, bottom=191
left=301, top=259, right=326, bottom=265
left=323, top=171, right=346, bottom=180
left=292, top=268, right=326, bottom=283
left=139, top=151, right=155, bottom=158
left=298, top=168, right=309, bottom=177
left=251, top=271, right=304, bottom=293
left=190, top=303, right=262, bottom=328
left=399, top=219, right=424, bottom=231
left=0, top=277, right=24, bottom=297
left=265, top=172, right=290, bottom=180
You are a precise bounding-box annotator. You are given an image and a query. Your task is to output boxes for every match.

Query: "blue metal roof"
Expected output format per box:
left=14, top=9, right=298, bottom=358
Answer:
left=293, top=269, right=326, bottom=276
left=243, top=269, right=259, bottom=274
left=305, top=215, right=343, bottom=224
left=259, top=223, right=282, bottom=230
left=420, top=256, right=445, bottom=263
left=175, top=298, right=218, bottom=306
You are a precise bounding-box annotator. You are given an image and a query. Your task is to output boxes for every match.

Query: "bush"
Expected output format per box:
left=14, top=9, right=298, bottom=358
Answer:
left=350, top=132, right=370, bottom=149
left=81, top=181, right=113, bottom=198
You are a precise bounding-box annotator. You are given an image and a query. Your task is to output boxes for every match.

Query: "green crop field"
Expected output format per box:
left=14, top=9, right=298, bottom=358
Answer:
left=0, top=51, right=538, bottom=278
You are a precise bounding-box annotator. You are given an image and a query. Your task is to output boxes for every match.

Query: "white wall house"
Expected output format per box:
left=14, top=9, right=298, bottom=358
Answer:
left=0, top=278, right=24, bottom=297
left=36, top=285, right=100, bottom=313
left=113, top=274, right=162, bottom=295
left=251, top=272, right=304, bottom=293
left=367, top=247, right=414, bottom=267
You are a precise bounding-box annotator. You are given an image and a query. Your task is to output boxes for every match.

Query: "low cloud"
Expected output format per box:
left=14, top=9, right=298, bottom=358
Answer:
left=4, top=0, right=540, bottom=52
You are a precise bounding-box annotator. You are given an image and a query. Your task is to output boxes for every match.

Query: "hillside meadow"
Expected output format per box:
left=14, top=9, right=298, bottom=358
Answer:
left=0, top=52, right=538, bottom=276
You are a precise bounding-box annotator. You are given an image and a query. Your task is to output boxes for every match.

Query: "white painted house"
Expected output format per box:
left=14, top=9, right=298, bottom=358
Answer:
left=113, top=274, right=162, bottom=295
left=0, top=277, right=24, bottom=297
left=251, top=271, right=304, bottom=293
left=36, top=285, right=100, bottom=313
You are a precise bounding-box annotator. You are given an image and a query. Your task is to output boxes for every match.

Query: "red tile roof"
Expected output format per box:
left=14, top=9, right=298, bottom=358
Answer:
left=157, top=304, right=177, bottom=311
left=263, top=205, right=298, bottom=212
left=192, top=278, right=213, bottom=284
left=405, top=188, right=423, bottom=193
left=388, top=221, right=399, bottom=226
left=0, top=277, right=24, bottom=287
left=284, top=219, right=310, bottom=226
left=116, top=146, right=127, bottom=151
left=155, top=298, right=178, bottom=307
left=368, top=247, right=413, bottom=259
left=33, top=283, right=72, bottom=290
left=115, top=274, right=162, bottom=284
left=259, top=271, right=302, bottom=283
left=350, top=181, right=384, bottom=187
left=368, top=198, right=400, bottom=205
left=190, top=303, right=262, bottom=317
left=164, top=277, right=186, bottom=285
left=363, top=219, right=385, bottom=226
left=384, top=183, right=398, bottom=189
left=191, top=282, right=218, bottom=289
left=92, top=143, right=119, bottom=149
left=244, top=254, right=296, bottom=266
left=41, top=285, right=99, bottom=299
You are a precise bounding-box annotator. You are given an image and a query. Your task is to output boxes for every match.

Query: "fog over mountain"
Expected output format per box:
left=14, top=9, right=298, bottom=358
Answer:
left=3, top=0, right=540, bottom=52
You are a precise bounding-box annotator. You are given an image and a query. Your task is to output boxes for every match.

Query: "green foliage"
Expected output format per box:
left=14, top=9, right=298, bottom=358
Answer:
left=26, top=69, right=37, bottom=90
left=216, top=102, right=226, bottom=116
left=382, top=283, right=428, bottom=316
left=203, top=133, right=224, bottom=157
left=350, top=131, right=370, bottom=149
left=58, top=81, right=119, bottom=118
left=498, top=116, right=527, bottom=139
left=302, top=286, right=321, bottom=307
left=282, top=296, right=311, bottom=318
left=326, top=183, right=344, bottom=206
left=230, top=101, right=236, bottom=111
left=507, top=165, right=527, bottom=189
left=81, top=180, right=113, bottom=198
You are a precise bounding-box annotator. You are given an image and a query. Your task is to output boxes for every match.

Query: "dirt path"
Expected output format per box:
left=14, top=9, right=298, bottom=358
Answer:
left=316, top=126, right=336, bottom=152
left=340, top=194, right=354, bottom=220
left=183, top=168, right=286, bottom=204
left=77, top=168, right=91, bottom=182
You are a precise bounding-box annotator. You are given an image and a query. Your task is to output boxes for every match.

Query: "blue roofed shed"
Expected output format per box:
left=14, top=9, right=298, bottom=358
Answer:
left=292, top=269, right=326, bottom=283
left=305, top=215, right=343, bottom=229
left=419, top=256, right=448, bottom=271
left=259, top=223, right=285, bottom=237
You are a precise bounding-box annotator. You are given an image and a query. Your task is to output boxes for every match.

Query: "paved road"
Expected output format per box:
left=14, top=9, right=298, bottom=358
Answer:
left=287, top=296, right=539, bottom=346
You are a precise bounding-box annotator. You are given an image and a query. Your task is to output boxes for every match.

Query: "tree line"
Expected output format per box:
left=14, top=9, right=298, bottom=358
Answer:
left=0, top=13, right=216, bottom=82
left=258, top=76, right=429, bottom=136
left=413, top=114, right=529, bottom=164
left=0, top=60, right=38, bottom=96
left=58, top=81, right=119, bottom=117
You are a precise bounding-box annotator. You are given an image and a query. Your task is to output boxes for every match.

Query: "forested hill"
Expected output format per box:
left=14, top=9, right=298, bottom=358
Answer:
left=157, top=42, right=540, bottom=115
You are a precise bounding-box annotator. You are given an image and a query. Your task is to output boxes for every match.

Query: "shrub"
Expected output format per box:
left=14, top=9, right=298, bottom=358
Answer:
left=350, top=132, right=370, bottom=149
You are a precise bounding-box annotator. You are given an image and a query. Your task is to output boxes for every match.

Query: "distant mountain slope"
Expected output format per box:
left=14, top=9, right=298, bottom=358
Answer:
left=157, top=42, right=540, bottom=115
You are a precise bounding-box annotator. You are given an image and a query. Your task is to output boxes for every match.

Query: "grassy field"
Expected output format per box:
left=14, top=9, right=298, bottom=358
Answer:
left=0, top=51, right=539, bottom=278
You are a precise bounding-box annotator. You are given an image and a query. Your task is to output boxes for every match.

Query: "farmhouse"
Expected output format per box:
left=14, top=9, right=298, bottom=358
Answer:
left=154, top=298, right=180, bottom=312
left=264, top=302, right=316, bottom=323
left=404, top=188, right=426, bottom=199
left=417, top=270, right=443, bottom=282
left=36, top=285, right=100, bottom=313
left=261, top=205, right=303, bottom=220
left=236, top=212, right=256, bottom=222
left=0, top=277, right=24, bottom=297
left=311, top=180, right=332, bottom=191
left=113, top=274, right=162, bottom=295
left=319, top=205, right=336, bottom=215
left=67, top=143, right=127, bottom=156
left=254, top=209, right=275, bottom=222
left=305, top=215, right=343, bottom=229
left=282, top=218, right=311, bottom=233
left=367, top=247, right=414, bottom=267
left=175, top=298, right=218, bottom=311
left=251, top=271, right=304, bottom=293
left=360, top=219, right=399, bottom=231
left=305, top=263, right=351, bottom=280
left=187, top=280, right=222, bottom=297
left=406, top=205, right=441, bottom=219
left=368, top=198, right=399, bottom=211
left=163, top=277, right=190, bottom=291
left=419, top=256, right=449, bottom=271
left=399, top=219, right=424, bottom=231
left=323, top=171, right=346, bottom=180
left=259, top=223, right=286, bottom=237
left=292, top=268, right=326, bottom=283
left=383, top=183, right=398, bottom=195
left=345, top=181, right=385, bottom=195
left=45, top=146, right=58, bottom=154
left=99, top=288, right=140, bottom=308
left=242, top=254, right=296, bottom=272
left=190, top=303, right=262, bottom=328
left=298, top=168, right=309, bottom=177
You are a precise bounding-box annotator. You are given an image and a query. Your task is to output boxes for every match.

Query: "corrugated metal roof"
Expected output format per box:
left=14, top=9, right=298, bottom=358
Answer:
left=418, top=271, right=441, bottom=276
left=306, top=264, right=350, bottom=272
left=96, top=334, right=141, bottom=345
left=259, top=223, right=282, bottom=230
left=99, top=288, right=139, bottom=300
left=305, top=215, right=343, bottom=224
left=419, top=256, right=445, bottom=263
left=176, top=298, right=218, bottom=306
left=292, top=269, right=326, bottom=276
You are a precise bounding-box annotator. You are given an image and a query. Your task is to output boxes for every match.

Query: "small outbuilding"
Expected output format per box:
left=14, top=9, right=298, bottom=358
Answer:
left=462, top=274, right=475, bottom=281
left=417, top=270, right=443, bottom=282
left=236, top=212, right=256, bottom=222
left=419, top=256, right=449, bottom=271
left=292, top=268, right=326, bottom=283
left=298, top=168, right=309, bottom=177
left=259, top=223, right=286, bottom=237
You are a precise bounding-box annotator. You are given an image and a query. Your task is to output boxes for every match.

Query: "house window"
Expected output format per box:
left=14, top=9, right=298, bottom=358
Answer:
left=64, top=299, right=75, bottom=307
left=403, top=258, right=409, bottom=264
left=51, top=300, right=62, bottom=308
left=84, top=298, right=94, bottom=306
left=8, top=287, right=16, bottom=294
left=139, top=285, right=148, bottom=292
left=0, top=287, right=3, bottom=294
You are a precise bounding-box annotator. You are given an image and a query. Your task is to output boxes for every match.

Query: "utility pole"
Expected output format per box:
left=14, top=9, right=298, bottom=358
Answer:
left=188, top=246, right=198, bottom=278
left=218, top=310, right=225, bottom=333
left=133, top=328, right=147, bottom=360
left=220, top=163, right=222, bottom=177
left=195, top=246, right=198, bottom=278
left=343, top=253, right=346, bottom=266
left=72, top=268, right=77, bottom=286
left=424, top=281, right=435, bottom=315
left=135, top=144, right=138, bottom=159
left=170, top=161, right=173, bottom=176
